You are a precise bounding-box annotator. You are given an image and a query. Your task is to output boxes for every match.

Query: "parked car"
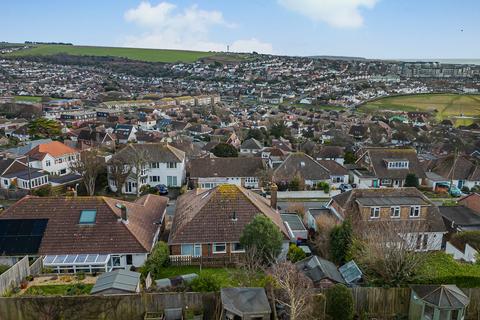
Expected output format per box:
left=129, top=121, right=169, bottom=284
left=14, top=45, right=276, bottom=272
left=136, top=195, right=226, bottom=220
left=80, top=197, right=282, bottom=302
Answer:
left=339, top=183, right=353, bottom=193
left=155, top=184, right=169, bottom=195
left=436, top=183, right=462, bottom=197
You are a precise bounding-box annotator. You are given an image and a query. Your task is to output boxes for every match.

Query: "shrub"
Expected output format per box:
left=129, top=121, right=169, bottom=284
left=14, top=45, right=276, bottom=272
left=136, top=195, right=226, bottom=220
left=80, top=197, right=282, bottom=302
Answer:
left=25, top=275, right=34, bottom=281
left=60, top=275, right=73, bottom=283
left=141, top=241, right=170, bottom=278
left=404, top=173, right=419, bottom=188
left=240, top=215, right=283, bottom=264
left=330, top=220, right=353, bottom=265
left=76, top=272, right=86, bottom=281
left=189, top=274, right=220, bottom=292
left=287, top=244, right=306, bottom=263
left=461, top=186, right=470, bottom=194
left=326, top=284, right=354, bottom=320
left=316, top=181, right=330, bottom=193
left=32, top=185, right=52, bottom=197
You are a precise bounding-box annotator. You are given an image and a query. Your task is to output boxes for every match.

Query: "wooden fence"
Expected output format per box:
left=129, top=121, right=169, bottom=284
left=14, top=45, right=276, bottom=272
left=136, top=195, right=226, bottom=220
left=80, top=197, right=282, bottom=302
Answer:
left=169, top=255, right=243, bottom=267
left=0, top=256, right=43, bottom=296
left=0, top=292, right=218, bottom=320
left=0, top=188, right=28, bottom=200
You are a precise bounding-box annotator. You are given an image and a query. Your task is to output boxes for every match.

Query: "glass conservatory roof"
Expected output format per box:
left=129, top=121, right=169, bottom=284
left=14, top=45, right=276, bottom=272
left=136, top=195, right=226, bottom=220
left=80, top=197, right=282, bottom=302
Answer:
left=43, top=254, right=110, bottom=266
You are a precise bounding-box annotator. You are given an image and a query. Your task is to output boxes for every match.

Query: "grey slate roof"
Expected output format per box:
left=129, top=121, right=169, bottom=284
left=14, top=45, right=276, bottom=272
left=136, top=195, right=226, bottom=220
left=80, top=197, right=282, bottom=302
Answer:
left=356, top=196, right=429, bottom=206
left=241, top=138, right=263, bottom=150
left=109, top=143, right=185, bottom=164
left=273, top=153, right=330, bottom=182
left=281, top=213, right=307, bottom=231
left=439, top=206, right=480, bottom=229
left=188, top=157, right=265, bottom=178
left=91, top=270, right=140, bottom=294
left=296, top=255, right=345, bottom=284
left=221, top=287, right=271, bottom=316
left=410, top=285, right=470, bottom=309
left=6, top=139, right=53, bottom=156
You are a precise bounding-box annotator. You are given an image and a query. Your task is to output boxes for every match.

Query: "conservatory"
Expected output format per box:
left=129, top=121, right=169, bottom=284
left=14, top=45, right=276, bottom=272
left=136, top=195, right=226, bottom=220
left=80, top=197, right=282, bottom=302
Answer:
left=42, top=254, right=123, bottom=273
left=409, top=285, right=470, bottom=320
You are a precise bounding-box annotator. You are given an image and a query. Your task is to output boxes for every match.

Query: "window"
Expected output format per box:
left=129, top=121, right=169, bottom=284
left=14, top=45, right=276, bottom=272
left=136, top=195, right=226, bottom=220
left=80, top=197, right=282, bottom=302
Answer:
left=390, top=206, right=400, bottom=218
left=150, top=162, right=160, bottom=169
left=213, top=243, right=226, bottom=253
left=149, top=176, right=160, bottom=183
left=126, top=255, right=133, bottom=265
left=167, top=162, right=177, bottom=169
left=370, top=207, right=380, bottom=219
left=167, top=176, right=178, bottom=187
left=46, top=160, right=51, bottom=167
left=111, top=256, right=121, bottom=267
left=3, top=179, right=8, bottom=185
left=79, top=210, right=96, bottom=224
left=410, top=206, right=420, bottom=217
left=181, top=244, right=202, bottom=257
left=231, top=242, right=245, bottom=253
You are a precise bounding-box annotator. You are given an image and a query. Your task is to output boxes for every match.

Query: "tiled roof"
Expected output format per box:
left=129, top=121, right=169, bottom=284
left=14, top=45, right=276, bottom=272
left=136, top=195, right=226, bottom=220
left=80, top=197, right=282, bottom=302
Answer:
left=189, top=157, right=265, bottom=178
left=26, top=141, right=77, bottom=160
left=273, top=153, right=330, bottom=182
left=109, top=143, right=185, bottom=164
left=168, top=184, right=288, bottom=245
left=0, top=195, right=168, bottom=255
left=358, top=148, right=426, bottom=179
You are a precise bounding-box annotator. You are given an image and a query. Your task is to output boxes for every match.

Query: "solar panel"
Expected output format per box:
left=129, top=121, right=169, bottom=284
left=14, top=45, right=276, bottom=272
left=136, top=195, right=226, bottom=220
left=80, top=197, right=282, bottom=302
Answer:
left=0, top=219, right=48, bottom=255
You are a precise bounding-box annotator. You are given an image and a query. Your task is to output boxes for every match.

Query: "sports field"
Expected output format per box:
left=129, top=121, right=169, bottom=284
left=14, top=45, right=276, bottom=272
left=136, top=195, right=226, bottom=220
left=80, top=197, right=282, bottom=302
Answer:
left=359, top=93, right=480, bottom=123
left=7, top=44, right=217, bottom=63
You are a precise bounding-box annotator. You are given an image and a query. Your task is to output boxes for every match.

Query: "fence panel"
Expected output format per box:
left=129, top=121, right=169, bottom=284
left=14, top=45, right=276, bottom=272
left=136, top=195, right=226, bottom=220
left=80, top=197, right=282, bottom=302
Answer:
left=29, top=257, right=43, bottom=276
left=0, top=256, right=30, bottom=295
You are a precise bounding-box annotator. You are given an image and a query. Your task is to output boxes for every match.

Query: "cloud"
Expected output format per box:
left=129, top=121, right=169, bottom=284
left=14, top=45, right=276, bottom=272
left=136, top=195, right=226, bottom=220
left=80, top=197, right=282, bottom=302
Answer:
left=123, top=1, right=273, bottom=53
left=278, top=0, right=379, bottom=28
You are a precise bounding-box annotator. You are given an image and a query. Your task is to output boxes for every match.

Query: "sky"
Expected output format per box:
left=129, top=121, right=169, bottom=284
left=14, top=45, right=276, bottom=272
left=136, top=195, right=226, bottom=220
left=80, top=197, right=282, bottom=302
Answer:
left=1, top=0, right=479, bottom=59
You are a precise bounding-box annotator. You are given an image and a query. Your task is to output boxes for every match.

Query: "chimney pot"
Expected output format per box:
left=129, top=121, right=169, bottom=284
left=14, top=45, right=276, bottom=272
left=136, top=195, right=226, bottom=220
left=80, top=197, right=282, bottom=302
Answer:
left=120, top=205, right=128, bottom=222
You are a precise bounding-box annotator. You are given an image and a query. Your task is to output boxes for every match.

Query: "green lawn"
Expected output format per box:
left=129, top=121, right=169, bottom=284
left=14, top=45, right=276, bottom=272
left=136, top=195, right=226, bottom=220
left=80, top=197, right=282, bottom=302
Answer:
left=358, top=93, right=480, bottom=124
left=23, top=284, right=93, bottom=296
left=416, top=252, right=480, bottom=288
left=7, top=44, right=217, bottom=63
left=156, top=266, right=267, bottom=288
left=14, top=95, right=43, bottom=103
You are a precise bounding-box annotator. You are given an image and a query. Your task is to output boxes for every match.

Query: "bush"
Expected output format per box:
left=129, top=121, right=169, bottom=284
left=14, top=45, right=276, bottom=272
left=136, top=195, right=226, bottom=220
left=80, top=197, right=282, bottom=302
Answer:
left=330, top=220, right=353, bottom=265
left=316, top=181, right=330, bottom=193
left=326, top=284, right=354, bottom=320
left=32, top=185, right=52, bottom=197
left=189, top=274, right=220, bottom=292
left=76, top=272, right=86, bottom=281
left=25, top=275, right=34, bottom=281
left=141, top=241, right=170, bottom=278
left=404, top=173, right=419, bottom=188
left=287, top=244, right=306, bottom=263
left=461, top=186, right=470, bottom=194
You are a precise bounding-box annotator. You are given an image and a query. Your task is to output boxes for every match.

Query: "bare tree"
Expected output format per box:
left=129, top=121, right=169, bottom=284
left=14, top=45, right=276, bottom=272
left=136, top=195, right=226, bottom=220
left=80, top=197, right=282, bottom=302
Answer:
left=128, top=146, right=150, bottom=197
left=269, top=261, right=314, bottom=320
left=353, top=220, right=436, bottom=286
left=311, top=214, right=338, bottom=258
left=69, top=149, right=105, bottom=196
left=108, top=158, right=132, bottom=196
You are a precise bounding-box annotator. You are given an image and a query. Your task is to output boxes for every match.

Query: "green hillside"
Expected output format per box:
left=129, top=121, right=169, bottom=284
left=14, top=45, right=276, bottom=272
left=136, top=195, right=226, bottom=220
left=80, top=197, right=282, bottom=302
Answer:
left=359, top=93, right=480, bottom=125
left=6, top=44, right=217, bottom=63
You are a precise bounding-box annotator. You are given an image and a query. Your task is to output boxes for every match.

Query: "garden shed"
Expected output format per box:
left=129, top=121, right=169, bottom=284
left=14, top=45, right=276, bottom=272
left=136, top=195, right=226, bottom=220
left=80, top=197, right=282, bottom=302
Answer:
left=91, top=269, right=140, bottom=295
left=220, top=287, right=271, bottom=320
left=409, top=285, right=470, bottom=320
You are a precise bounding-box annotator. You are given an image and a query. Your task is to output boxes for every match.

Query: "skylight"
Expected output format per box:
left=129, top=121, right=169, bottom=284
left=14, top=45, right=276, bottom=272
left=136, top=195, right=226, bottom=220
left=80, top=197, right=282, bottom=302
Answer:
left=79, top=210, right=97, bottom=224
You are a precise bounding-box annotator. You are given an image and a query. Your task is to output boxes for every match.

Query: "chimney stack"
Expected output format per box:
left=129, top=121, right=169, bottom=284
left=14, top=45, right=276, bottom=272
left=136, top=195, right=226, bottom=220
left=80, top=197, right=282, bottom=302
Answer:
left=270, top=183, right=278, bottom=210
left=120, top=205, right=128, bottom=222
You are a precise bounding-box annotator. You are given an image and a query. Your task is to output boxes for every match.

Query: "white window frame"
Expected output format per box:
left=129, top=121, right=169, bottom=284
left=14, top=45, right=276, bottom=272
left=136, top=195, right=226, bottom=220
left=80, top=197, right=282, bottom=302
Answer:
left=167, top=162, right=177, bottom=169
left=213, top=242, right=227, bottom=254
left=390, top=206, right=400, bottom=218
left=410, top=206, right=420, bottom=217
left=370, top=207, right=380, bottom=219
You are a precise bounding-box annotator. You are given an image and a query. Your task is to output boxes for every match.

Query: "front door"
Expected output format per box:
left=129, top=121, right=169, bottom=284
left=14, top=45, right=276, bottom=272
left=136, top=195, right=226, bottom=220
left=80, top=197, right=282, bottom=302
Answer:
left=394, top=180, right=400, bottom=187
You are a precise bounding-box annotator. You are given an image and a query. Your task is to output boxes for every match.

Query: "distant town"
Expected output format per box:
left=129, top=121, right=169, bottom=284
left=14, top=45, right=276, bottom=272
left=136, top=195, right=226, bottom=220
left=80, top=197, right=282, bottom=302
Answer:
left=0, top=42, right=479, bottom=320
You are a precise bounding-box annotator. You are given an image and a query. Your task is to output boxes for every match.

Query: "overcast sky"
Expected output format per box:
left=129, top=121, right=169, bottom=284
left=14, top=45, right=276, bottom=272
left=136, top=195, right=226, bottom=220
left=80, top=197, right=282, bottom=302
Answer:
left=1, top=0, right=479, bottom=59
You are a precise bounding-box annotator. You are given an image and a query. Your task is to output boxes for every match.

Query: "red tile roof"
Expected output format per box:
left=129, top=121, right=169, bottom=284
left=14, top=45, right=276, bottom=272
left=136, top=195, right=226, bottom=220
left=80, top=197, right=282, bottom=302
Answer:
left=0, top=195, right=168, bottom=255
left=26, top=141, right=78, bottom=160
left=169, top=184, right=288, bottom=245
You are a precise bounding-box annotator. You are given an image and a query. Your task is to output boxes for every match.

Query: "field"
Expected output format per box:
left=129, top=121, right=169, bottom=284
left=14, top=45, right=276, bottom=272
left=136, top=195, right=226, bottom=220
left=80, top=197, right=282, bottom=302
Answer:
left=6, top=44, right=218, bottom=63
left=359, top=93, right=480, bottom=124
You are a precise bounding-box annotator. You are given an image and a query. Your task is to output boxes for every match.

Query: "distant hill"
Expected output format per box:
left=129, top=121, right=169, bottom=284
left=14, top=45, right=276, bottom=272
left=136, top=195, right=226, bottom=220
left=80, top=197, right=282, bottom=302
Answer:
left=5, top=44, right=219, bottom=63
left=310, top=55, right=367, bottom=61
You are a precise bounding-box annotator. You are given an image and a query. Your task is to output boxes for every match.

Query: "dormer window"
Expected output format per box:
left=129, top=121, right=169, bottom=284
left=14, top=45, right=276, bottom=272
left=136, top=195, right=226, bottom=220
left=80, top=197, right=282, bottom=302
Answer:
left=386, top=160, right=409, bottom=169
